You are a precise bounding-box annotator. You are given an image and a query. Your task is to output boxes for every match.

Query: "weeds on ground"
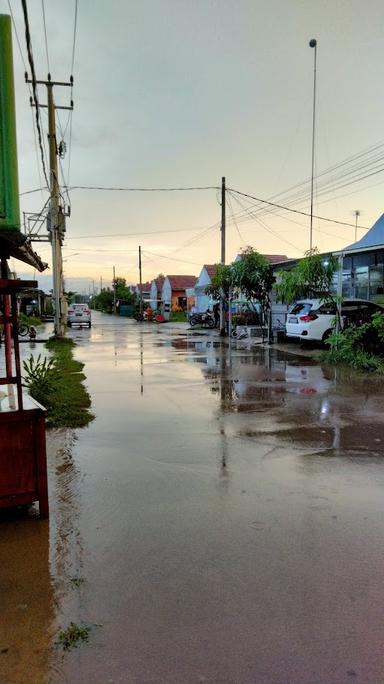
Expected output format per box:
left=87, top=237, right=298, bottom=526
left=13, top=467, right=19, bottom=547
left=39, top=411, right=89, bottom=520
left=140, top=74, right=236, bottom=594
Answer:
left=169, top=311, right=187, bottom=322
left=56, top=622, right=91, bottom=651
left=19, top=312, right=43, bottom=327
left=23, top=338, right=94, bottom=428
left=320, top=317, right=384, bottom=373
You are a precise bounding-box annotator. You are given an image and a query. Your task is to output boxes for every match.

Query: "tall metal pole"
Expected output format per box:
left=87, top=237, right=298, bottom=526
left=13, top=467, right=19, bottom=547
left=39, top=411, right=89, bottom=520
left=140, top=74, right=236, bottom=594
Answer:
left=113, top=265, right=117, bottom=314
left=47, top=81, right=65, bottom=337
left=354, top=210, right=360, bottom=242
left=139, top=245, right=143, bottom=315
left=220, top=176, right=226, bottom=336
left=309, top=39, right=317, bottom=253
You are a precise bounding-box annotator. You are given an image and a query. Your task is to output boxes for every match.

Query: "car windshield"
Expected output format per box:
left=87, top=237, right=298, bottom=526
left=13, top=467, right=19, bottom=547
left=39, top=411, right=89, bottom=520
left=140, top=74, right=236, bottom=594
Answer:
left=290, top=302, right=313, bottom=315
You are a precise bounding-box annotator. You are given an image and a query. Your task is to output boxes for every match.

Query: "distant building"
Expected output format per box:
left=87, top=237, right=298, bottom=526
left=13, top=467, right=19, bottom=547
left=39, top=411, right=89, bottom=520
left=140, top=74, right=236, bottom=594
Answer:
left=194, top=264, right=217, bottom=312
left=135, top=281, right=151, bottom=303
left=161, top=275, right=197, bottom=312
left=149, top=275, right=165, bottom=310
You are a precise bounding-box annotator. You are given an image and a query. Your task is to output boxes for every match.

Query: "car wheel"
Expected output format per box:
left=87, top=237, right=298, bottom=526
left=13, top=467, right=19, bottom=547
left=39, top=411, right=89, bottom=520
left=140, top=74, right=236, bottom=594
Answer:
left=88, top=322, right=91, bottom=328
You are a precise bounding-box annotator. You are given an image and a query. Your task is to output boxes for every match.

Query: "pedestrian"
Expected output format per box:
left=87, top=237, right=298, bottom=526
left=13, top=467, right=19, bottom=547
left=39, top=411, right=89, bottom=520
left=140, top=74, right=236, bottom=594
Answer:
left=213, top=303, right=220, bottom=328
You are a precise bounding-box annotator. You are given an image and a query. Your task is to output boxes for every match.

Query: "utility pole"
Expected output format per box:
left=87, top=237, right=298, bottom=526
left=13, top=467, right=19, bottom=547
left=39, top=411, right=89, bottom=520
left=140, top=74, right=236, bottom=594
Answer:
left=309, top=39, right=317, bottom=253
left=113, top=265, right=117, bottom=314
left=354, top=210, right=360, bottom=242
left=220, top=176, right=226, bottom=336
left=139, top=245, right=143, bottom=315
left=26, top=73, right=73, bottom=337
left=100, top=275, right=103, bottom=292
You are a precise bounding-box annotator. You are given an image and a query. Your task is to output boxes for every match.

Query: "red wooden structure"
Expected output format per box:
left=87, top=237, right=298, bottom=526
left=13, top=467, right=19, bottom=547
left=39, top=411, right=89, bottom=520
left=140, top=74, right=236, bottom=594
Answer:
left=0, top=278, right=49, bottom=518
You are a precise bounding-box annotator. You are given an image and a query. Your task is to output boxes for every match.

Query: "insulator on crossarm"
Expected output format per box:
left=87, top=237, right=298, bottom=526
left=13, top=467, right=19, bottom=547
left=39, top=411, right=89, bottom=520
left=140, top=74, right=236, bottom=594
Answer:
left=24, top=71, right=28, bottom=82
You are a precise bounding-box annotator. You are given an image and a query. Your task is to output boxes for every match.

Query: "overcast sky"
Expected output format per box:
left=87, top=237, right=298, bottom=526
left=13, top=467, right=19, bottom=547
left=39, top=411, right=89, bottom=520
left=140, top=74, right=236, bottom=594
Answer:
left=2, top=0, right=384, bottom=293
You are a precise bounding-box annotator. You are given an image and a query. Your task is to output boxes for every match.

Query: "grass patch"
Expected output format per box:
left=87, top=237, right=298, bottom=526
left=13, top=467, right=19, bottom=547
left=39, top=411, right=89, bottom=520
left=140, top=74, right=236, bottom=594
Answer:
left=23, top=338, right=94, bottom=428
left=169, top=311, right=187, bottom=322
left=70, top=576, right=87, bottom=588
left=19, top=312, right=43, bottom=327
left=56, top=622, right=91, bottom=651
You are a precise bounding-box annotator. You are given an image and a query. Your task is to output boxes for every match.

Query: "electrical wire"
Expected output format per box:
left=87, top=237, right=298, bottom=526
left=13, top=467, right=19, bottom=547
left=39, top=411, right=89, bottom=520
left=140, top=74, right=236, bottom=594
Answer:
left=227, top=188, right=369, bottom=230
left=69, top=185, right=220, bottom=192
left=41, top=0, right=50, bottom=73
left=20, top=0, right=50, bottom=188
left=142, top=250, right=201, bottom=267
left=7, top=1, right=47, bottom=195
left=226, top=192, right=246, bottom=245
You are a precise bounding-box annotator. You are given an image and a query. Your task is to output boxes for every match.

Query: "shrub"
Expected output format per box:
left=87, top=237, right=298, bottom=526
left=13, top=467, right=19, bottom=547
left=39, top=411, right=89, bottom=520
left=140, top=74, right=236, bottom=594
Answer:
left=321, top=323, right=384, bottom=373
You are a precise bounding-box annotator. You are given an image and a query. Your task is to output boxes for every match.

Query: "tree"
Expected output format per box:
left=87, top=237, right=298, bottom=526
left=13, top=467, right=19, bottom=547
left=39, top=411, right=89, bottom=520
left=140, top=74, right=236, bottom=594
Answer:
left=205, top=264, right=232, bottom=301
left=231, top=247, right=274, bottom=323
left=93, top=288, right=114, bottom=312
left=276, top=249, right=338, bottom=306
left=113, top=277, right=134, bottom=304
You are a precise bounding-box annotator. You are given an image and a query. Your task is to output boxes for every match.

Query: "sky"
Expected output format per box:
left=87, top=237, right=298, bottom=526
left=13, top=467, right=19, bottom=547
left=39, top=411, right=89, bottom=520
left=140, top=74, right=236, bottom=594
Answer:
left=2, top=0, right=384, bottom=293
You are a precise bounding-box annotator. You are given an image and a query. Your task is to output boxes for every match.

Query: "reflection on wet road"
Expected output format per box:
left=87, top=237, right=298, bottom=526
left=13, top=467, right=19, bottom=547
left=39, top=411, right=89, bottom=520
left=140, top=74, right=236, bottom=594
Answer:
left=2, top=311, right=384, bottom=684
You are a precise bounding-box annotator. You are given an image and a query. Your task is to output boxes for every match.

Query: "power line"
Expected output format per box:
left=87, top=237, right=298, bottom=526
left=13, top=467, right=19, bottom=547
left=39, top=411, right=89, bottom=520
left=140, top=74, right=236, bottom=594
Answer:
left=70, top=0, right=78, bottom=75
left=69, top=185, right=219, bottom=192
left=7, top=1, right=46, bottom=196
left=21, top=0, right=50, bottom=188
left=64, top=226, right=218, bottom=239
left=142, top=250, right=201, bottom=267
left=41, top=0, right=50, bottom=73
left=227, top=188, right=369, bottom=230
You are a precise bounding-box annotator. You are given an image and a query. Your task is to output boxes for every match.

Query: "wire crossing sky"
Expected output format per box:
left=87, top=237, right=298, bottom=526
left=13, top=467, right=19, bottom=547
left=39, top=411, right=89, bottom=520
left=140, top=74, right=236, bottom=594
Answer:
left=3, top=0, right=384, bottom=292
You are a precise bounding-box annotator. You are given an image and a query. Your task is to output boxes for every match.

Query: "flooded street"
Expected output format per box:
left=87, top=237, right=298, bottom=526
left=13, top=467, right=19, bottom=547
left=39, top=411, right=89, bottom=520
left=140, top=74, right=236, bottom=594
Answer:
left=2, top=311, right=384, bottom=683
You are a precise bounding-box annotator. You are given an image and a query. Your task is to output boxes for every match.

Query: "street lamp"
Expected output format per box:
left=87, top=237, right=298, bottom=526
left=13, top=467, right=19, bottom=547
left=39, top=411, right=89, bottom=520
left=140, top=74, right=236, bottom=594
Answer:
left=354, top=210, right=360, bottom=242
left=309, top=38, right=317, bottom=252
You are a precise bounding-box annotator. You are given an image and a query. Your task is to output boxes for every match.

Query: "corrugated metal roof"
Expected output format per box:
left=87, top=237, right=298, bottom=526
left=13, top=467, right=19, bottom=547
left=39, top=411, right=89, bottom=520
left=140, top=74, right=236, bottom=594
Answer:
left=345, top=214, right=384, bottom=252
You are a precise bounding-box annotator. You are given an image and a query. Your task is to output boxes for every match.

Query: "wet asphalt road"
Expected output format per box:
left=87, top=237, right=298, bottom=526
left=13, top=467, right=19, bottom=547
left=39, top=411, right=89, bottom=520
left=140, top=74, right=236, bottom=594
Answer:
left=2, top=311, right=384, bottom=684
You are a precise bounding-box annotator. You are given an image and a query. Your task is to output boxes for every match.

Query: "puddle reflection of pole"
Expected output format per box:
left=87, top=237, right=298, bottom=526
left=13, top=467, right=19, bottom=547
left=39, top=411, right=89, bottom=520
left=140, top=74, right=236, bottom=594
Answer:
left=139, top=329, right=144, bottom=395
left=219, top=340, right=232, bottom=484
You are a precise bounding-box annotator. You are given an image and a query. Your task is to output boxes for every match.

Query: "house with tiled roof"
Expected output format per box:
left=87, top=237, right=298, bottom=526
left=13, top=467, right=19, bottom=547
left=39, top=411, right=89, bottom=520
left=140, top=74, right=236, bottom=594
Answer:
left=194, top=264, right=217, bottom=312
left=134, top=281, right=151, bottom=301
left=161, top=275, right=197, bottom=312
left=149, top=275, right=165, bottom=310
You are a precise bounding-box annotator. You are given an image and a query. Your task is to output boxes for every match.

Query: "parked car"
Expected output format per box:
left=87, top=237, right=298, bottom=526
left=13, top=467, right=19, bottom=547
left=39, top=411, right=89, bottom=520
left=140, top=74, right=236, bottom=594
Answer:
left=67, top=303, right=92, bottom=328
left=285, top=298, right=384, bottom=343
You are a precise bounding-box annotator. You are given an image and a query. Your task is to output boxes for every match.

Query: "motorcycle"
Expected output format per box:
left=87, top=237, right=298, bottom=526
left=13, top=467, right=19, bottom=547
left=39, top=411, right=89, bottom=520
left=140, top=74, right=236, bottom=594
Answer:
left=189, top=311, right=215, bottom=328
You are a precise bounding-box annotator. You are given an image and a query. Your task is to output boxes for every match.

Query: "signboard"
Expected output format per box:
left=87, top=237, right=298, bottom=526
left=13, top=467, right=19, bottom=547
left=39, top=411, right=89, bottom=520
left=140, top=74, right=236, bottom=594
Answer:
left=0, top=15, right=20, bottom=231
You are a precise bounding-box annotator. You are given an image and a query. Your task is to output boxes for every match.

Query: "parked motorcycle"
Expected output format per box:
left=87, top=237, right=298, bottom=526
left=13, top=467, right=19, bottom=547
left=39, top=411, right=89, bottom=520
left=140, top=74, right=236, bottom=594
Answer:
left=189, top=311, right=215, bottom=328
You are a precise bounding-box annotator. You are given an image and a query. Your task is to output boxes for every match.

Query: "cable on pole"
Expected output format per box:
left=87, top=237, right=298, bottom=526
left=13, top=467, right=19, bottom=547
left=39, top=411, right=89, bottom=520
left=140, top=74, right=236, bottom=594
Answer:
left=21, top=0, right=50, bottom=188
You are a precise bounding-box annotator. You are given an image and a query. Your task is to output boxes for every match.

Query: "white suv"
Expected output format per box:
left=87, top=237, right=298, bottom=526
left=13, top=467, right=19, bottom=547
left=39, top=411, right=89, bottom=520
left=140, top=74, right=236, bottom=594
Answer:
left=285, top=298, right=383, bottom=343
left=67, top=303, right=92, bottom=328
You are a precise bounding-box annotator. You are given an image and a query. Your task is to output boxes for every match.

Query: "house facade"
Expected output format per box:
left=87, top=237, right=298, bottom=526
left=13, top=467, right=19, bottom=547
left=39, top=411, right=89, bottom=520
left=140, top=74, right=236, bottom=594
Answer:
left=149, top=276, right=164, bottom=310
left=336, top=214, right=384, bottom=304
left=194, top=264, right=217, bottom=312
left=161, top=275, right=197, bottom=312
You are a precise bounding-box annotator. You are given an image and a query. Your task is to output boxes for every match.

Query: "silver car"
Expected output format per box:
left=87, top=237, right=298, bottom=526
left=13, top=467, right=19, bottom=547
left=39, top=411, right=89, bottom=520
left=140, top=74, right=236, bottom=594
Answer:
left=67, top=303, right=92, bottom=328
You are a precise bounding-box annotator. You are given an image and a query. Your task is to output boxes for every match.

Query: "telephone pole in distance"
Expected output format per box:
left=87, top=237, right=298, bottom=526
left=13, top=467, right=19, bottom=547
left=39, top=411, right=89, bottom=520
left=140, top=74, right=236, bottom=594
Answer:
left=26, top=73, right=73, bottom=337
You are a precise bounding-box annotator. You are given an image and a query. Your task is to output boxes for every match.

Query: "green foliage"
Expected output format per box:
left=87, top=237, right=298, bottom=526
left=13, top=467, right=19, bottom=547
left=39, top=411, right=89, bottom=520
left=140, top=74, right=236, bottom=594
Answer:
left=24, top=339, right=94, bottom=428
left=56, top=622, right=91, bottom=651
left=371, top=311, right=384, bottom=342
left=93, top=287, right=114, bottom=313
left=321, top=321, right=384, bottom=373
left=19, top=312, right=42, bottom=327
left=169, top=311, right=187, bottom=322
left=23, top=354, right=58, bottom=406
left=205, top=263, right=231, bottom=300
left=231, top=247, right=274, bottom=317
left=92, top=277, right=135, bottom=313
left=276, top=249, right=338, bottom=304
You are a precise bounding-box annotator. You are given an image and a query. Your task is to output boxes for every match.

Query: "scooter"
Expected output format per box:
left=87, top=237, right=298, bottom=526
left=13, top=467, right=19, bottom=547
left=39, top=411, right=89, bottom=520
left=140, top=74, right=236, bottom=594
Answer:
left=189, top=311, right=215, bottom=328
